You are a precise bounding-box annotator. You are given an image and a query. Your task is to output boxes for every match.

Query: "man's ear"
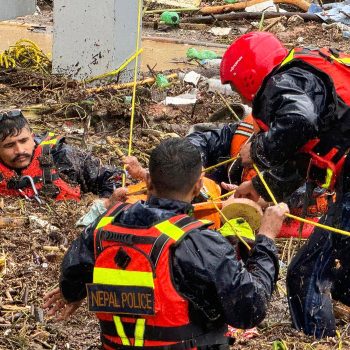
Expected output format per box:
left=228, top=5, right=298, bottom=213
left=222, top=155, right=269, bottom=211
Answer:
left=192, top=176, right=203, bottom=198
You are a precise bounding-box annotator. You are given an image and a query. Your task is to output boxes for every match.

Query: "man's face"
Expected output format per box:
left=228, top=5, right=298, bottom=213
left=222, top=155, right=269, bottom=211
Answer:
left=0, top=127, right=35, bottom=169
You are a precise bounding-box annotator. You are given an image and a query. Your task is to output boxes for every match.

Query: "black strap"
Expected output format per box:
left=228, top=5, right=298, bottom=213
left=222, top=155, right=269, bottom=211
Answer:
left=100, top=230, right=157, bottom=245
left=6, top=174, right=59, bottom=190
left=101, top=321, right=189, bottom=341
left=173, top=216, right=196, bottom=230
left=40, top=144, right=55, bottom=185
left=150, top=234, right=170, bottom=267
left=109, top=203, right=132, bottom=217
left=100, top=320, right=223, bottom=343
left=101, top=334, right=197, bottom=350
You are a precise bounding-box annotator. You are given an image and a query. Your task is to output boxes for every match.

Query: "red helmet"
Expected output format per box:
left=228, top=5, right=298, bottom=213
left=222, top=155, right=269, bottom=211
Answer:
left=220, top=32, right=288, bottom=101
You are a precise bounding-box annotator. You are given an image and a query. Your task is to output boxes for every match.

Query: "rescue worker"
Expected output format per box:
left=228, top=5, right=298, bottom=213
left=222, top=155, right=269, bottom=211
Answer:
left=186, top=114, right=257, bottom=188
left=43, top=137, right=289, bottom=349
left=220, top=31, right=350, bottom=337
left=0, top=109, right=122, bottom=202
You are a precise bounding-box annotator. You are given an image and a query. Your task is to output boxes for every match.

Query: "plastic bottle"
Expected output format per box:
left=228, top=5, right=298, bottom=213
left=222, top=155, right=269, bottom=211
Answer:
left=187, top=48, right=219, bottom=60
left=160, top=11, right=180, bottom=25
left=201, top=58, right=222, bottom=68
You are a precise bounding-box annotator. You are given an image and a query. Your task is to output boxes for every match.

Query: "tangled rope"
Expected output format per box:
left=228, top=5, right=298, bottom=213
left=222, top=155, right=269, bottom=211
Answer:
left=0, top=39, right=51, bottom=72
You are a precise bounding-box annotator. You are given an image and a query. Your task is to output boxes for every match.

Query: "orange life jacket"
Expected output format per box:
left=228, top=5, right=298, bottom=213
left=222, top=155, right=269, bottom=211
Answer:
left=255, top=48, right=350, bottom=190
left=229, top=114, right=257, bottom=183
left=0, top=133, right=80, bottom=201
left=89, top=202, right=228, bottom=350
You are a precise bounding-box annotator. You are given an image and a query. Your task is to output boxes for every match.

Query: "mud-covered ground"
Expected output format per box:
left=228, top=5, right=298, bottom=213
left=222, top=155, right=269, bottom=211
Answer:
left=1, top=2, right=350, bottom=349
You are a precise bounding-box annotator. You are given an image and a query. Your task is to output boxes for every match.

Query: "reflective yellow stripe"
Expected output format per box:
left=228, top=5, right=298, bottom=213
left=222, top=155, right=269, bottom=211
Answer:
left=322, top=168, right=334, bottom=189
left=113, top=316, right=131, bottom=346
left=93, top=267, right=154, bottom=287
left=199, top=219, right=211, bottom=226
left=155, top=221, right=185, bottom=241
left=41, top=138, right=58, bottom=145
left=96, top=216, right=114, bottom=229
left=281, top=49, right=295, bottom=66
left=331, top=55, right=350, bottom=66
left=134, top=318, right=146, bottom=347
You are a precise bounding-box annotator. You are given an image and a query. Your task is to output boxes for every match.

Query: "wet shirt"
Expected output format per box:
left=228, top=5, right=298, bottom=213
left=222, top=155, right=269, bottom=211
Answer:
left=36, top=135, right=121, bottom=197
left=60, top=196, right=279, bottom=329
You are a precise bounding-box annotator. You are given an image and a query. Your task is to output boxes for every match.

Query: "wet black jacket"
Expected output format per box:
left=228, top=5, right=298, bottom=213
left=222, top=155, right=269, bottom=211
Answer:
left=251, top=60, right=350, bottom=200
left=186, top=124, right=240, bottom=184
left=60, top=196, right=279, bottom=330
left=36, top=135, right=121, bottom=197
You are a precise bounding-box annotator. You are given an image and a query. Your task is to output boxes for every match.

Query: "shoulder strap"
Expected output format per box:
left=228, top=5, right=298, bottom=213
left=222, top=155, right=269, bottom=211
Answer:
left=150, top=215, right=212, bottom=267
left=95, top=202, right=132, bottom=230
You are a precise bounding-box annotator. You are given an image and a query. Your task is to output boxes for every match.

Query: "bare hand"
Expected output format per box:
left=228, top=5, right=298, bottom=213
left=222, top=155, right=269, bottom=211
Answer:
left=234, top=181, right=260, bottom=202
left=221, top=182, right=238, bottom=192
left=103, top=187, right=128, bottom=209
left=123, top=156, right=147, bottom=180
left=43, top=288, right=83, bottom=321
left=258, top=203, right=289, bottom=240
left=239, top=142, right=252, bottom=166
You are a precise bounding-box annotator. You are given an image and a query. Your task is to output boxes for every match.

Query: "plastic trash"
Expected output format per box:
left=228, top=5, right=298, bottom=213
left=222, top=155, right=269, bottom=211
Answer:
left=75, top=200, right=107, bottom=227
left=183, top=71, right=201, bottom=86
left=308, top=2, right=322, bottom=13
left=343, top=31, right=350, bottom=39
left=206, top=78, right=234, bottom=96
left=160, top=11, right=180, bottom=25
left=225, top=0, right=238, bottom=3
left=208, top=27, right=232, bottom=36
left=201, top=58, right=222, bottom=68
left=187, top=48, right=219, bottom=60
left=163, top=89, right=198, bottom=105
left=156, top=74, right=171, bottom=88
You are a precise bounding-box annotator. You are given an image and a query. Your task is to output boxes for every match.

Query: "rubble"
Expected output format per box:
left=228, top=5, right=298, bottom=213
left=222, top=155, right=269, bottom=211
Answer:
left=1, top=1, right=350, bottom=349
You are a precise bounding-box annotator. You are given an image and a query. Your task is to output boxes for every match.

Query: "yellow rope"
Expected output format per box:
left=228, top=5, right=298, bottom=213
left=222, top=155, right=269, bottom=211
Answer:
left=210, top=199, right=251, bottom=250
left=215, top=92, right=241, bottom=122
left=122, top=0, right=143, bottom=187
left=213, top=189, right=236, bottom=201
left=203, top=156, right=239, bottom=173
left=86, top=48, right=143, bottom=83
left=252, top=163, right=350, bottom=237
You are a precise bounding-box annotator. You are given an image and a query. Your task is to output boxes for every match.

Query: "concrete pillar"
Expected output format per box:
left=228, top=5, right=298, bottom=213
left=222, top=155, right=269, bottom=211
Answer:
left=0, top=0, right=36, bottom=21
left=52, top=0, right=141, bottom=82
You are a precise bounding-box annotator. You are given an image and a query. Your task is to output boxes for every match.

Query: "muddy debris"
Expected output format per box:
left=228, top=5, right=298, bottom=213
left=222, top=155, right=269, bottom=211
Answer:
left=1, top=2, right=350, bottom=349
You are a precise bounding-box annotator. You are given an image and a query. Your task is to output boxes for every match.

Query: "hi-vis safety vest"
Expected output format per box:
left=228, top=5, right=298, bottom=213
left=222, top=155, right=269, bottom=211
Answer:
left=229, top=114, right=257, bottom=182
left=88, top=202, right=229, bottom=350
left=255, top=47, right=350, bottom=190
left=0, top=133, right=81, bottom=201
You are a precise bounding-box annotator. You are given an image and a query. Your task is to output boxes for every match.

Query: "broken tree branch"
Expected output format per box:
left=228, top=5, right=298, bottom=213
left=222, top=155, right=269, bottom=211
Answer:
left=182, top=11, right=321, bottom=23
left=199, top=0, right=310, bottom=14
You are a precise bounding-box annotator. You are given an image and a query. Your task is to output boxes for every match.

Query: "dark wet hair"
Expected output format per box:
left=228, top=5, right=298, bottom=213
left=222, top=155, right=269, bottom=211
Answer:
left=149, top=138, right=202, bottom=195
left=0, top=110, right=30, bottom=142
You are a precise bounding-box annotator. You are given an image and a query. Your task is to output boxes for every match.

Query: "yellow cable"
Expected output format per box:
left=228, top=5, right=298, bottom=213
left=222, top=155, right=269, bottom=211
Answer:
left=252, top=163, right=350, bottom=237
left=213, top=189, right=236, bottom=201
left=86, top=48, right=143, bottom=83
left=203, top=156, right=239, bottom=173
left=122, top=0, right=143, bottom=187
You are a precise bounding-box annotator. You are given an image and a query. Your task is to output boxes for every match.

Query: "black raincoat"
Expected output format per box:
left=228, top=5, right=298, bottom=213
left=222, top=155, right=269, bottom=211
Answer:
left=186, top=124, right=244, bottom=185
left=60, top=196, right=279, bottom=347
left=35, top=135, right=121, bottom=197
left=249, top=59, right=350, bottom=338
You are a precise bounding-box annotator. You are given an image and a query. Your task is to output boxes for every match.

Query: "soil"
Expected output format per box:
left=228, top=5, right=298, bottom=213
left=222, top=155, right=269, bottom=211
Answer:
left=1, top=2, right=350, bottom=349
